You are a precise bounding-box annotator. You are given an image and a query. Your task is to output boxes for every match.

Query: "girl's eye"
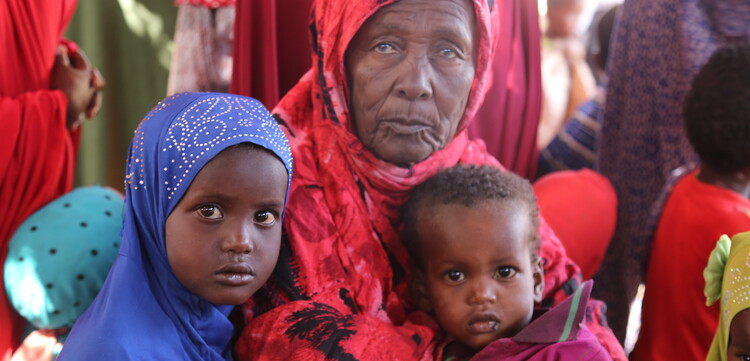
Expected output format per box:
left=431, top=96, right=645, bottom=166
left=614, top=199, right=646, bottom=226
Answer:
left=495, top=266, right=517, bottom=279
left=196, top=205, right=223, bottom=219
left=742, top=356, right=750, bottom=361
left=254, top=211, right=277, bottom=226
left=374, top=43, right=396, bottom=54
left=444, top=270, right=464, bottom=283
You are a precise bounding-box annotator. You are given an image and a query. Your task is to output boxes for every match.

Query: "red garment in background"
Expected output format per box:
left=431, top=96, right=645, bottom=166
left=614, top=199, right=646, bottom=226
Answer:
left=468, top=0, right=542, bottom=180
left=630, top=170, right=750, bottom=361
left=230, top=0, right=312, bottom=109
left=0, top=1, right=80, bottom=359
left=233, top=0, right=625, bottom=360
left=533, top=169, right=617, bottom=280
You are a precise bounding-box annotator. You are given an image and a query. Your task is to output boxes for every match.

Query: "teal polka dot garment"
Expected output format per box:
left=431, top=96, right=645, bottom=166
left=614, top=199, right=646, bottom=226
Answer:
left=4, top=186, right=123, bottom=330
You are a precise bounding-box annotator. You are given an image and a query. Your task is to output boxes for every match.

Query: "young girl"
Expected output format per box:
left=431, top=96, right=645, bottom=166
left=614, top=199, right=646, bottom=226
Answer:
left=705, top=231, right=750, bottom=361
left=57, top=93, right=293, bottom=360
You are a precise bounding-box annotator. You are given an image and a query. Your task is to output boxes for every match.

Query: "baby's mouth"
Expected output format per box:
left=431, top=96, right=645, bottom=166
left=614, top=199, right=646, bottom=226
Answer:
left=466, top=313, right=500, bottom=334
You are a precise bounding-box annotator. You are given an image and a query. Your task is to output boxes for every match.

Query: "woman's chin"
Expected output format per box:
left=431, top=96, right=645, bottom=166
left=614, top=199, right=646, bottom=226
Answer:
left=373, top=145, right=436, bottom=167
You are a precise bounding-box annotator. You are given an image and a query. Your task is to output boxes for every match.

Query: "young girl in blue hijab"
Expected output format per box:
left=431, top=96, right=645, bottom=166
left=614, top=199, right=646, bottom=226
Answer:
left=58, top=93, right=293, bottom=360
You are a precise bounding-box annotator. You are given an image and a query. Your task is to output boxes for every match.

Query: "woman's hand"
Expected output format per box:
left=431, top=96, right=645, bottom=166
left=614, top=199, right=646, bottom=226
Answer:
left=51, top=45, right=105, bottom=130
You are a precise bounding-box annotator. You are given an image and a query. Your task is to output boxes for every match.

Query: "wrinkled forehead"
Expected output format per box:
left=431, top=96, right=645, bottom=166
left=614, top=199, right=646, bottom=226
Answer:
left=343, top=0, right=479, bottom=53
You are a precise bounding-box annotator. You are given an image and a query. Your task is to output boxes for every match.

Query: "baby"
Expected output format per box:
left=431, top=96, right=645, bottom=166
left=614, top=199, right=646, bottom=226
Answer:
left=58, top=93, right=293, bottom=360
left=402, top=164, right=610, bottom=360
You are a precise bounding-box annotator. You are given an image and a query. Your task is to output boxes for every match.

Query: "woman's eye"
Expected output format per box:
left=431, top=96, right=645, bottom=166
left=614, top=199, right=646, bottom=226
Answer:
left=439, top=48, right=458, bottom=58
left=254, top=211, right=277, bottom=226
left=444, top=270, right=464, bottom=282
left=374, top=43, right=396, bottom=54
left=196, top=205, right=223, bottom=219
left=495, top=266, right=517, bottom=278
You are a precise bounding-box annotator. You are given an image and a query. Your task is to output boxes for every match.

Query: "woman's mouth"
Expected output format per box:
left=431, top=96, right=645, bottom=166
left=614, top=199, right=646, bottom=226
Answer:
left=380, top=119, right=431, bottom=134
left=466, top=313, right=500, bottom=334
left=214, top=263, right=255, bottom=286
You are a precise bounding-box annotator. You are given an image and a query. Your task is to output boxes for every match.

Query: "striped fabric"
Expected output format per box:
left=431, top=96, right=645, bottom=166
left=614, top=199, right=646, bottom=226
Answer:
left=536, top=88, right=606, bottom=180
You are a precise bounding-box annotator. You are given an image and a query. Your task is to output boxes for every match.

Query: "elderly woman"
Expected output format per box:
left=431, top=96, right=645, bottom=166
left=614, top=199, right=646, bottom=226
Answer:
left=234, top=0, right=625, bottom=359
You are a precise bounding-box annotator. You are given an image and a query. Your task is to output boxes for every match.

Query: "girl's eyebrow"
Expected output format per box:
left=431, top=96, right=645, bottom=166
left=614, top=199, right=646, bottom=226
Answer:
left=257, top=201, right=284, bottom=209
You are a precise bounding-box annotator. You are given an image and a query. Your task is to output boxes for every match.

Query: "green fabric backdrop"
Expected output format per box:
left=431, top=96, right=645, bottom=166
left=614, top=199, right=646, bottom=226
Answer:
left=65, top=0, right=177, bottom=190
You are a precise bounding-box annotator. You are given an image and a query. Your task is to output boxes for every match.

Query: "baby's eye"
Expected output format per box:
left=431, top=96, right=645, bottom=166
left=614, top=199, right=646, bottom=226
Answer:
left=374, top=43, right=396, bottom=54
left=444, top=270, right=464, bottom=283
left=196, top=205, right=223, bottom=219
left=254, top=210, right=277, bottom=226
left=495, top=266, right=517, bottom=279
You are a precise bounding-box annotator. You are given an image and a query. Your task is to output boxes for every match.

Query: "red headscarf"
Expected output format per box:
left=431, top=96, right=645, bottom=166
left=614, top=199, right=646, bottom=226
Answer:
left=468, top=0, right=542, bottom=179
left=235, top=0, right=624, bottom=359
left=0, top=1, right=80, bottom=358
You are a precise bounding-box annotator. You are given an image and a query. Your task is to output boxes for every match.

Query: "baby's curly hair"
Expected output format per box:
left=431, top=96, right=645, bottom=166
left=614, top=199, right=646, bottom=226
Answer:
left=402, top=164, right=540, bottom=268
left=684, top=43, right=750, bottom=174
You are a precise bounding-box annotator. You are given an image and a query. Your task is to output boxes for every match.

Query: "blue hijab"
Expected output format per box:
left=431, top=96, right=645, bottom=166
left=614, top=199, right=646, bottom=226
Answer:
left=59, top=93, right=293, bottom=360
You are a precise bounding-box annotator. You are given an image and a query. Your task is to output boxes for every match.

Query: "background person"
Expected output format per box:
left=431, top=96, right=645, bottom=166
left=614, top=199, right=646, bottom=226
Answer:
left=592, top=0, right=750, bottom=342
left=4, top=187, right=123, bottom=361
left=630, top=43, right=750, bottom=361
left=0, top=1, right=103, bottom=357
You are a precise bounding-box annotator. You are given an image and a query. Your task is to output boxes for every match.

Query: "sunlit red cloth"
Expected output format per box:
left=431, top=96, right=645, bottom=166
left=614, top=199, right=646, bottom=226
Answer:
left=0, top=0, right=80, bottom=359
left=467, top=0, right=542, bottom=180
left=234, top=0, right=625, bottom=360
left=631, top=170, right=750, bottom=361
left=174, top=0, right=235, bottom=8
left=533, top=169, right=617, bottom=280
left=230, top=0, right=312, bottom=109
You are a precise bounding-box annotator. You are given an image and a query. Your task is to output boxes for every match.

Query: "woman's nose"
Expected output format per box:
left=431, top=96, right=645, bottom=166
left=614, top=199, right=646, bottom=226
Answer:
left=221, top=222, right=254, bottom=254
left=395, top=56, right=433, bottom=100
left=468, top=279, right=498, bottom=305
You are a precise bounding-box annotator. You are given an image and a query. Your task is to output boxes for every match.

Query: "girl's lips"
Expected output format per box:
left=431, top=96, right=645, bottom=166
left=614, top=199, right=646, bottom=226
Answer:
left=214, top=263, right=255, bottom=286
left=214, top=272, right=254, bottom=286
left=466, top=313, right=500, bottom=334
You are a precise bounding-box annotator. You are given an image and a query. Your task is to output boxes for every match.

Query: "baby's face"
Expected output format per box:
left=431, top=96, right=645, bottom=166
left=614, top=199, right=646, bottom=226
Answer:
left=165, top=146, right=288, bottom=305
left=415, top=200, right=543, bottom=351
left=728, top=308, right=750, bottom=360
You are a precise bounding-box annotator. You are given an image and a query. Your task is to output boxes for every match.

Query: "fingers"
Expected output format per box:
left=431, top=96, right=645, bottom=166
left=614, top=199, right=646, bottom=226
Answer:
left=52, top=45, right=106, bottom=123
left=68, top=48, right=92, bottom=70
left=55, top=45, right=71, bottom=67
left=85, top=87, right=102, bottom=119
left=91, top=68, right=106, bottom=90
left=84, top=68, right=105, bottom=119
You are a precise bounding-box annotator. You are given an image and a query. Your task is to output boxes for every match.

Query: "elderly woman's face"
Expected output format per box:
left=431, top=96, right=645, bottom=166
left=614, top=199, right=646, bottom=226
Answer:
left=345, top=0, right=476, bottom=166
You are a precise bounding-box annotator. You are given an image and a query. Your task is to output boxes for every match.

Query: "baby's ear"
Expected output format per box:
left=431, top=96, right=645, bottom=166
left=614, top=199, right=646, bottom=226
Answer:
left=410, top=270, right=433, bottom=313
left=532, top=258, right=544, bottom=303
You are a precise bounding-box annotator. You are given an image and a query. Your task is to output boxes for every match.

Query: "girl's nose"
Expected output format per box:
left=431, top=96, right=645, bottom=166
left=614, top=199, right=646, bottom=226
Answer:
left=221, top=222, right=254, bottom=254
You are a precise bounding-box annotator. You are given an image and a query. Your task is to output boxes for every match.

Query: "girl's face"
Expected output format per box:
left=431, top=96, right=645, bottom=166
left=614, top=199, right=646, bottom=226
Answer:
left=165, top=146, right=288, bottom=305
left=729, top=309, right=750, bottom=361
